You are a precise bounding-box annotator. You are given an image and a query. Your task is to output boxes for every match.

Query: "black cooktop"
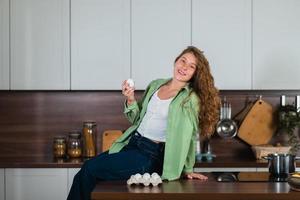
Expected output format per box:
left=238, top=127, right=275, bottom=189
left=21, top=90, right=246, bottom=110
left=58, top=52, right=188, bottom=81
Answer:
left=213, top=172, right=288, bottom=182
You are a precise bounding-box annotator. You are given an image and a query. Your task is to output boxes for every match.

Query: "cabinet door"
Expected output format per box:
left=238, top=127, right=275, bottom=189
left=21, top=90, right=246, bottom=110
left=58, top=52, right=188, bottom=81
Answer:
left=0, top=0, right=9, bottom=90
left=253, top=0, right=300, bottom=89
left=67, top=168, right=80, bottom=192
left=0, top=169, right=4, bottom=200
left=71, top=0, right=130, bottom=90
left=132, top=0, right=191, bottom=89
left=10, top=0, right=70, bottom=90
left=6, top=168, right=68, bottom=200
left=192, top=0, right=252, bottom=89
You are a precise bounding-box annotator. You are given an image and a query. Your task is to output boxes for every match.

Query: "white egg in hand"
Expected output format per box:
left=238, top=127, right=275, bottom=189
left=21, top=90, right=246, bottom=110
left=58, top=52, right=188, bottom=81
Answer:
left=126, top=78, right=135, bottom=87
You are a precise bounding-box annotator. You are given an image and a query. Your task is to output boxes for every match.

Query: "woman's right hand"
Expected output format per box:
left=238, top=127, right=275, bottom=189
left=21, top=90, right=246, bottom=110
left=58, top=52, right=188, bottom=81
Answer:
left=122, top=80, right=135, bottom=105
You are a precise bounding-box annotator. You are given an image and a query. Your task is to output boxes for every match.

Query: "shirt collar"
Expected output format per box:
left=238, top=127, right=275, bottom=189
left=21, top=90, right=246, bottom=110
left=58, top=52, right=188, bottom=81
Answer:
left=160, top=78, right=192, bottom=92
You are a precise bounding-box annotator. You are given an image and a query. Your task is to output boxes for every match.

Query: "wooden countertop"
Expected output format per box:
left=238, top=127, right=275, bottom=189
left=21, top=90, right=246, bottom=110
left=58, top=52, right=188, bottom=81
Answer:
left=91, top=174, right=300, bottom=200
left=0, top=156, right=299, bottom=168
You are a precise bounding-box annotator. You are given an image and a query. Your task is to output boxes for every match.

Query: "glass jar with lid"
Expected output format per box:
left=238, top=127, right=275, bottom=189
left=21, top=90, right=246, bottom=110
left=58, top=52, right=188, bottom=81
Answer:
left=53, top=136, right=67, bottom=158
left=67, top=131, right=82, bottom=158
left=82, top=121, right=97, bottom=157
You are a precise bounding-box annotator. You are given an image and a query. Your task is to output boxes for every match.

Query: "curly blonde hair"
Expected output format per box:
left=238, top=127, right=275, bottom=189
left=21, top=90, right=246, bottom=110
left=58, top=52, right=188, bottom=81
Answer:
left=175, top=46, right=220, bottom=138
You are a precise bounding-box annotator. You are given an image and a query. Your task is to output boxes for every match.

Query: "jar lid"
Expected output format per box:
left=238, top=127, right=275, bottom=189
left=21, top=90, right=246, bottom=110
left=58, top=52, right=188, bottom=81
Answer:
left=53, top=136, right=66, bottom=143
left=83, top=121, right=97, bottom=128
left=69, top=131, right=81, bottom=138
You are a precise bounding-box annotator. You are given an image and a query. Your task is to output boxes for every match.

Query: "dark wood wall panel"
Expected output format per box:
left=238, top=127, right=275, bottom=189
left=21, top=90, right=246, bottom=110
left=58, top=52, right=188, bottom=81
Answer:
left=0, top=91, right=131, bottom=158
left=0, top=90, right=299, bottom=159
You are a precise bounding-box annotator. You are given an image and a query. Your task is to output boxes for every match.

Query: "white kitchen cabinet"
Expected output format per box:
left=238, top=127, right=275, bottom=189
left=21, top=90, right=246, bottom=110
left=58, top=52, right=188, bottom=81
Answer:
left=67, top=168, right=80, bottom=192
left=10, top=0, right=70, bottom=90
left=0, top=169, right=4, bottom=200
left=0, top=0, right=9, bottom=90
left=192, top=0, right=252, bottom=89
left=131, top=0, right=191, bottom=89
left=253, top=0, right=300, bottom=89
left=6, top=168, right=68, bottom=200
left=71, top=0, right=130, bottom=90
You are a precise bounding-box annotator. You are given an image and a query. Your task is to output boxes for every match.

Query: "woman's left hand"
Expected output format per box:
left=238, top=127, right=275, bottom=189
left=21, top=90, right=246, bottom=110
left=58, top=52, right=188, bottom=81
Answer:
left=184, top=172, right=208, bottom=180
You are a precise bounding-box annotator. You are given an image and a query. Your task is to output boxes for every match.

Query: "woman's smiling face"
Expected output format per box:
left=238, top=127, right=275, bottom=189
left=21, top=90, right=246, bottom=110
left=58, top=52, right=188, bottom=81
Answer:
left=173, top=52, right=197, bottom=83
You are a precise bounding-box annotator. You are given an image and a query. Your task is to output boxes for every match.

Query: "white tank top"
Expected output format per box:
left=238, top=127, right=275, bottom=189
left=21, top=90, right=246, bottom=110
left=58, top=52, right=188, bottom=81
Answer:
left=137, top=90, right=173, bottom=142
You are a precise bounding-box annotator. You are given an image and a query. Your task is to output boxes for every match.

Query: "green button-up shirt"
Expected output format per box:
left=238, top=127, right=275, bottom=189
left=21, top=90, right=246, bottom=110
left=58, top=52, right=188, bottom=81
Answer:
left=108, top=78, right=199, bottom=181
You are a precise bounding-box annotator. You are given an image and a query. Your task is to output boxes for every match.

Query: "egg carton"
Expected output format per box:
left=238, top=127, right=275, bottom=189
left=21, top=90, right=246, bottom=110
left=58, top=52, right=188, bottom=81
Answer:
left=127, top=172, right=162, bottom=186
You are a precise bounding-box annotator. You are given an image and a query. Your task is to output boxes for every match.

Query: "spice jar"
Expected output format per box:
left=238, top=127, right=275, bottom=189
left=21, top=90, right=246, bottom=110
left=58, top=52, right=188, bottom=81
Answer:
left=53, top=136, right=67, bottom=158
left=67, top=131, right=82, bottom=158
left=82, top=121, right=97, bottom=157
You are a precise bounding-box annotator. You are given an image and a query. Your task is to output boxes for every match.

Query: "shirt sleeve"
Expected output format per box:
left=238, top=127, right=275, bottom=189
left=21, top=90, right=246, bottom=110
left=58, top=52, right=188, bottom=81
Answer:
left=123, top=80, right=154, bottom=124
left=123, top=100, right=140, bottom=124
left=183, top=93, right=199, bottom=173
left=183, top=133, right=196, bottom=173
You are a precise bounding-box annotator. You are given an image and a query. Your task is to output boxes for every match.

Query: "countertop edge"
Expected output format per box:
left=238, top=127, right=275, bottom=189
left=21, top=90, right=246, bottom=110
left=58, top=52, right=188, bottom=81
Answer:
left=0, top=157, right=299, bottom=168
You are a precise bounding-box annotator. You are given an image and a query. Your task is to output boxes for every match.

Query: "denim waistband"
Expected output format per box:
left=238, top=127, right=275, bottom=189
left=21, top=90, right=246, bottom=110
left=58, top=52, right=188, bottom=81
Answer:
left=128, top=132, right=165, bottom=160
left=133, top=132, right=165, bottom=149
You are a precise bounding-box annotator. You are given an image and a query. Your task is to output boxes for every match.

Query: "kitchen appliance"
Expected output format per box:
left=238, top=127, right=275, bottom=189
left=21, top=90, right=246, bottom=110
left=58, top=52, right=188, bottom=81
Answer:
left=263, top=153, right=300, bottom=176
left=216, top=172, right=237, bottom=182
left=214, top=172, right=289, bottom=182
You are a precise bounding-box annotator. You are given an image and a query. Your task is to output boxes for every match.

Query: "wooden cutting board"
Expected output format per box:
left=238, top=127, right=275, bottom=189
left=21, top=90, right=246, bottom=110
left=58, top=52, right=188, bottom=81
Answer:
left=102, top=130, right=122, bottom=152
left=237, top=99, right=277, bottom=146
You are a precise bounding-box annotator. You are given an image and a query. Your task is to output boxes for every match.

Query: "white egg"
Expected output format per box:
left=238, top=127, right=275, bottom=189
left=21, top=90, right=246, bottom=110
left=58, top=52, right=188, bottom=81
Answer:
left=143, top=180, right=150, bottom=186
left=134, top=173, right=142, bottom=179
left=131, top=177, right=139, bottom=184
left=142, top=173, right=151, bottom=180
left=151, top=172, right=160, bottom=179
left=134, top=173, right=142, bottom=183
left=152, top=182, right=158, bottom=186
left=127, top=179, right=132, bottom=185
left=126, top=78, right=135, bottom=87
left=151, top=178, right=162, bottom=186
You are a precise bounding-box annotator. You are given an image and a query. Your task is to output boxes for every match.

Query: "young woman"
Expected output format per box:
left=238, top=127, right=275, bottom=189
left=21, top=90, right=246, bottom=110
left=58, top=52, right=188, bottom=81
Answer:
left=67, top=46, right=220, bottom=200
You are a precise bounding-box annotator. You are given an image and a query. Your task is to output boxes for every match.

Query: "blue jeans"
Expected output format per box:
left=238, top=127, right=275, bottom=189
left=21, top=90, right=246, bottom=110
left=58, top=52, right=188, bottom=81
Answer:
left=67, top=133, right=165, bottom=200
